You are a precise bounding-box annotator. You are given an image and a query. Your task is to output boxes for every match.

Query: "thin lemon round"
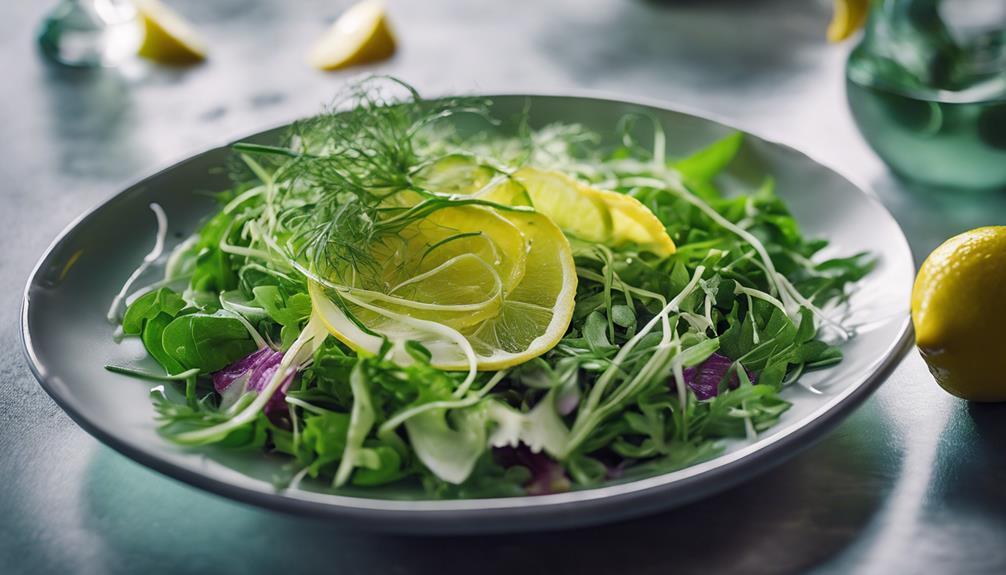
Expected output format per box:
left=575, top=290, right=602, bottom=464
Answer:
left=416, top=157, right=675, bottom=256
left=309, top=0, right=396, bottom=71
left=412, top=155, right=533, bottom=206
left=317, top=204, right=527, bottom=333
left=376, top=204, right=530, bottom=296
left=912, top=226, right=1006, bottom=402
left=133, top=0, right=207, bottom=64
left=310, top=205, right=576, bottom=371
left=413, top=154, right=499, bottom=196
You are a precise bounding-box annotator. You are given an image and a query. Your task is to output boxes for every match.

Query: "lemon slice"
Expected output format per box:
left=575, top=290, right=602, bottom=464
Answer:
left=349, top=253, right=505, bottom=331
left=412, top=155, right=533, bottom=206
left=392, top=203, right=530, bottom=295
left=133, top=0, right=207, bottom=64
left=350, top=204, right=529, bottom=330
left=310, top=205, right=576, bottom=370
left=413, top=155, right=499, bottom=195
left=828, top=0, right=870, bottom=42
left=309, top=0, right=396, bottom=71
left=512, top=166, right=676, bottom=257
left=416, top=157, right=674, bottom=256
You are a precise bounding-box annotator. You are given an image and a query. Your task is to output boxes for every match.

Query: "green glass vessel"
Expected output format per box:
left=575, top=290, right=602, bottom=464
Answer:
left=846, top=0, right=1006, bottom=191
left=37, top=0, right=138, bottom=67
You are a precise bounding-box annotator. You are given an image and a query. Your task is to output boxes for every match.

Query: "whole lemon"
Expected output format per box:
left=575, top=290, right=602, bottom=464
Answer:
left=912, top=226, right=1006, bottom=402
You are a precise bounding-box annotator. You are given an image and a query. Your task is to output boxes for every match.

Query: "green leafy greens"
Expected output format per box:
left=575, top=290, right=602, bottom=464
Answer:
left=108, top=79, right=873, bottom=497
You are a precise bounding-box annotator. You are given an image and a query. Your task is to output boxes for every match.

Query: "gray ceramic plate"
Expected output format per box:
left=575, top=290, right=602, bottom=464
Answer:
left=21, top=94, right=914, bottom=534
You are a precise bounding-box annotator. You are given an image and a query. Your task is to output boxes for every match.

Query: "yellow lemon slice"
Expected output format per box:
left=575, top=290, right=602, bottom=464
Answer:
left=512, top=166, right=676, bottom=257
left=415, top=157, right=675, bottom=256
left=828, top=0, right=870, bottom=42
left=412, top=155, right=534, bottom=208
left=413, top=154, right=500, bottom=196
left=310, top=204, right=576, bottom=370
left=309, top=0, right=396, bottom=71
left=912, top=226, right=1006, bottom=402
left=133, top=0, right=207, bottom=64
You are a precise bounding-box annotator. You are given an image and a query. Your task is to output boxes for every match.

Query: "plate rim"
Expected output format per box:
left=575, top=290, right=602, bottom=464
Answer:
left=20, top=91, right=915, bottom=530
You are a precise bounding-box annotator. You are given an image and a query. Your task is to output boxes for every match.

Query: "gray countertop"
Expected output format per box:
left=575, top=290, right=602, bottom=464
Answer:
left=3, top=0, right=1006, bottom=573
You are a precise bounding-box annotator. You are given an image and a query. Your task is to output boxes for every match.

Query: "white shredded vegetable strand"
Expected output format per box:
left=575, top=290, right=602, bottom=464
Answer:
left=378, top=370, right=508, bottom=434
left=107, top=203, right=168, bottom=323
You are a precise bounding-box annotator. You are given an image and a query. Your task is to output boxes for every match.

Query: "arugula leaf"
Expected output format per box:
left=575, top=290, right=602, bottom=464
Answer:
left=161, top=312, right=258, bottom=372
left=672, top=132, right=744, bottom=199
left=801, top=343, right=843, bottom=368
left=568, top=454, right=607, bottom=485
left=303, top=411, right=350, bottom=459
left=622, top=440, right=724, bottom=479
left=122, top=288, right=186, bottom=335
left=610, top=304, right=636, bottom=330
left=121, top=288, right=190, bottom=375
left=352, top=443, right=406, bottom=486
left=423, top=451, right=529, bottom=499
left=757, top=358, right=789, bottom=389
left=150, top=386, right=268, bottom=449
left=794, top=307, right=816, bottom=343
left=583, top=311, right=617, bottom=354
left=699, top=383, right=791, bottom=438
left=253, top=285, right=312, bottom=349
left=142, top=313, right=187, bottom=375
left=196, top=210, right=247, bottom=292
left=719, top=303, right=749, bottom=360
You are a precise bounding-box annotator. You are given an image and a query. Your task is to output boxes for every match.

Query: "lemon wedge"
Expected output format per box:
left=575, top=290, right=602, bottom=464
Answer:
left=133, top=0, right=207, bottom=64
left=310, top=204, right=576, bottom=371
left=912, top=226, right=1006, bottom=402
left=828, top=0, right=870, bottom=42
left=309, top=0, right=396, bottom=71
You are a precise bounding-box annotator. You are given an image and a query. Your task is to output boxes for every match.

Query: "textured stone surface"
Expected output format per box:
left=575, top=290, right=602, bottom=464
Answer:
left=3, top=0, right=1006, bottom=573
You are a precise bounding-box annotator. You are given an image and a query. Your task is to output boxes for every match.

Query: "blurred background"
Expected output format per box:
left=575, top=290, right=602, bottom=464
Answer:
left=3, top=1, right=1006, bottom=573
left=8, top=0, right=1006, bottom=259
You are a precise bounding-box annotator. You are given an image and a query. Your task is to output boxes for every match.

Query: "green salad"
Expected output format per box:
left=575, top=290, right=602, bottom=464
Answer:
left=108, top=79, right=872, bottom=498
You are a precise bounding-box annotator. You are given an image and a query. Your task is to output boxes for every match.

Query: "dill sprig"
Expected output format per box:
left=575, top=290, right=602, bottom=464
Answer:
left=234, top=77, right=493, bottom=281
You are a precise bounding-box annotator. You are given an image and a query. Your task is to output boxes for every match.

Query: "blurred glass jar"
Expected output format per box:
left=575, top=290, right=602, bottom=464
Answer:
left=38, top=0, right=140, bottom=67
left=847, top=0, right=1006, bottom=191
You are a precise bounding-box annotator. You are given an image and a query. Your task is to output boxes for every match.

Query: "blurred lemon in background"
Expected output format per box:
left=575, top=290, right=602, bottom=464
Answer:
left=310, top=0, right=396, bottom=70
left=828, top=0, right=870, bottom=42
left=912, top=227, right=1006, bottom=402
left=134, top=0, right=206, bottom=63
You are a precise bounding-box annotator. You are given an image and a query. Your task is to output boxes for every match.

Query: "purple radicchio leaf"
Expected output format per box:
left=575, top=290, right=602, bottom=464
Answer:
left=681, top=352, right=757, bottom=401
left=494, top=445, right=571, bottom=495
left=213, top=346, right=296, bottom=416
left=213, top=347, right=273, bottom=394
